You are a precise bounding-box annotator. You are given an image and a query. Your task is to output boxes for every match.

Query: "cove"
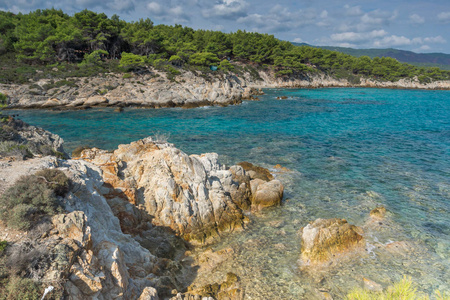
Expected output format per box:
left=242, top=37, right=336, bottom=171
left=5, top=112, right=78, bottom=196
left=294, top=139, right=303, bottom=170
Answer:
left=10, top=87, right=450, bottom=298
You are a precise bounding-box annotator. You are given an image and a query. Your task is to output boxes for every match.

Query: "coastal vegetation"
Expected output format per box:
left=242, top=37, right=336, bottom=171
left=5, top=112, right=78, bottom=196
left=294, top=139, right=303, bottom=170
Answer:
left=0, top=169, right=68, bottom=230
left=346, top=276, right=450, bottom=300
left=1, top=9, right=449, bottom=86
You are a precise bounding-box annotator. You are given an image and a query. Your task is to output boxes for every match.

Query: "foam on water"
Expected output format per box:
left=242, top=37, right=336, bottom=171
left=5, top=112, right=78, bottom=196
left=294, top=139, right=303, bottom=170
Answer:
left=10, top=87, right=450, bottom=298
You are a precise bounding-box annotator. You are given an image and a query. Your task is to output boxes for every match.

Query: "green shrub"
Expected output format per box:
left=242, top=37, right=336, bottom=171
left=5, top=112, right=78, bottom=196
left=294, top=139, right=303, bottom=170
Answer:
left=34, top=169, right=69, bottom=197
left=346, top=276, right=448, bottom=300
left=122, top=73, right=132, bottom=79
left=119, top=52, right=147, bottom=71
left=0, top=93, right=7, bottom=107
left=189, top=52, right=220, bottom=66
left=0, top=276, right=41, bottom=300
left=0, top=170, right=68, bottom=230
left=218, top=59, right=234, bottom=71
left=275, top=69, right=293, bottom=77
left=79, top=49, right=108, bottom=67
left=71, top=145, right=90, bottom=158
left=0, top=240, right=6, bottom=252
left=97, top=89, right=108, bottom=95
left=0, top=141, right=32, bottom=159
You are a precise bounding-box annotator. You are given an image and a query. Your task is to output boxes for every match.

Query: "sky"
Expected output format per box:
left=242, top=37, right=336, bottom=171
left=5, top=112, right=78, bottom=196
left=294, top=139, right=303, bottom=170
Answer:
left=1, top=0, right=449, bottom=54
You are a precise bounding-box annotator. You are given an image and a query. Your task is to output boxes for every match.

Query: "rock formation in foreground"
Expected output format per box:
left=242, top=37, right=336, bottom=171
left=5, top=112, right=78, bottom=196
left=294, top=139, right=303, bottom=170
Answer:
left=300, top=218, right=365, bottom=265
left=1, top=119, right=284, bottom=299
left=79, top=138, right=284, bottom=244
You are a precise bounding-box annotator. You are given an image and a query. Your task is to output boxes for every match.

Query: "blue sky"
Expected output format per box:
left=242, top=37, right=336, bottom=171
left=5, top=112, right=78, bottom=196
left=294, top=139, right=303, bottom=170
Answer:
left=1, top=0, right=449, bottom=53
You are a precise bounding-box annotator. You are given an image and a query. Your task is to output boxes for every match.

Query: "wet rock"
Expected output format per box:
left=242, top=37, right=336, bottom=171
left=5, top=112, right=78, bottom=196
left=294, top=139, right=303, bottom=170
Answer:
left=300, top=218, right=365, bottom=264
left=274, top=164, right=291, bottom=172
left=363, top=277, right=383, bottom=292
left=238, top=161, right=274, bottom=181
left=384, top=241, right=414, bottom=255
left=370, top=206, right=387, bottom=219
left=319, top=291, right=333, bottom=300
left=250, top=179, right=284, bottom=210
left=185, top=273, right=243, bottom=300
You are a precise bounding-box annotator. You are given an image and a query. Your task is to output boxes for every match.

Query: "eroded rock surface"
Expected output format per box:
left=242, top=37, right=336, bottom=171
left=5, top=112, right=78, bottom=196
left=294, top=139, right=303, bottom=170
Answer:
left=300, top=218, right=365, bottom=264
left=0, top=117, right=67, bottom=158
left=80, top=138, right=284, bottom=244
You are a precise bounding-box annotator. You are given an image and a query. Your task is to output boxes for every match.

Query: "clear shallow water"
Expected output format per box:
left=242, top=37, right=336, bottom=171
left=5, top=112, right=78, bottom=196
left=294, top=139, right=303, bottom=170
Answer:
left=10, top=88, right=450, bottom=298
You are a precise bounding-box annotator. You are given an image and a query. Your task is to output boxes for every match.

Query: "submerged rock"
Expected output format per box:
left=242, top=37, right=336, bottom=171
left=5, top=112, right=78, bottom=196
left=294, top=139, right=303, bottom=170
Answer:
left=363, top=277, right=383, bottom=292
left=80, top=138, right=284, bottom=244
left=238, top=161, right=274, bottom=181
left=181, top=272, right=243, bottom=300
left=300, top=218, right=365, bottom=264
left=370, top=206, right=387, bottom=219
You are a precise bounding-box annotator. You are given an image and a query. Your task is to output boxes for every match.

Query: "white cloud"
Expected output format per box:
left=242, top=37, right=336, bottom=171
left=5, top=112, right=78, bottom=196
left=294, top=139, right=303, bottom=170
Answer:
left=409, top=14, right=424, bottom=24
left=147, top=2, right=162, bottom=15
left=372, top=35, right=445, bottom=48
left=320, top=10, right=328, bottom=19
left=169, top=6, right=184, bottom=16
left=424, top=36, right=446, bottom=44
left=373, top=35, right=412, bottom=47
left=293, top=37, right=304, bottom=43
left=144, top=1, right=190, bottom=23
left=330, top=30, right=387, bottom=43
left=415, top=45, right=431, bottom=52
left=361, top=9, right=397, bottom=25
left=437, top=11, right=450, bottom=23
left=237, top=5, right=317, bottom=33
left=202, top=0, right=249, bottom=19
left=344, top=5, right=363, bottom=17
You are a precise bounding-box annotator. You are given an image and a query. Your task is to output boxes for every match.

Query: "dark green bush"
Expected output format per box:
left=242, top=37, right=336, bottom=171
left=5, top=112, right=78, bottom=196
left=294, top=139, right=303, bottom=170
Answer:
left=34, top=169, right=69, bottom=197
left=0, top=170, right=68, bottom=230
left=0, top=141, right=33, bottom=159
left=0, top=241, right=6, bottom=253
left=71, top=145, right=90, bottom=158
left=0, top=93, right=7, bottom=107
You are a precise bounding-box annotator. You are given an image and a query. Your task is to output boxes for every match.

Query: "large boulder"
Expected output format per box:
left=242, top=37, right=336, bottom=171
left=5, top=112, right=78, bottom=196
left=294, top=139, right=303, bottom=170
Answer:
left=300, top=218, right=365, bottom=264
left=80, top=137, right=284, bottom=244
left=249, top=179, right=284, bottom=210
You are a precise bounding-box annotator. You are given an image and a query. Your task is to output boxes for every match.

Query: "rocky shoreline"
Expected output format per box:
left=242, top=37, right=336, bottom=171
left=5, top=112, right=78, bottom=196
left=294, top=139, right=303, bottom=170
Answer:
left=0, top=121, right=285, bottom=299
left=1, top=69, right=449, bottom=110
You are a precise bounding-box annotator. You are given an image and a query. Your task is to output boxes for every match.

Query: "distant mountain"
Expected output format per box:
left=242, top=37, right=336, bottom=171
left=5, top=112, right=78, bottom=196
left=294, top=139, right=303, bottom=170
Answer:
left=292, top=43, right=450, bottom=70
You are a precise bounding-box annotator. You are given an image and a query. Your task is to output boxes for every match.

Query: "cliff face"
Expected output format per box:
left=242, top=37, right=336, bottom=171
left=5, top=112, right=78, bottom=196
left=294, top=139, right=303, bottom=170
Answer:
left=0, top=71, right=244, bottom=109
left=1, top=68, right=449, bottom=110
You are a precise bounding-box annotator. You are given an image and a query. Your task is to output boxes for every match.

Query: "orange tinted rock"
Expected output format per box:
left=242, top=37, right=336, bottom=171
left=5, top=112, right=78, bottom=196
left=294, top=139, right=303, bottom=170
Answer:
left=300, top=218, right=365, bottom=264
left=370, top=206, right=387, bottom=219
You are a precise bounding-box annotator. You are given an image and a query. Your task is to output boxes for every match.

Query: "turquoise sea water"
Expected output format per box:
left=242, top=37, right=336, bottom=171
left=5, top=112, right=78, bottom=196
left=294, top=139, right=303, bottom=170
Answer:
left=10, top=88, right=450, bottom=298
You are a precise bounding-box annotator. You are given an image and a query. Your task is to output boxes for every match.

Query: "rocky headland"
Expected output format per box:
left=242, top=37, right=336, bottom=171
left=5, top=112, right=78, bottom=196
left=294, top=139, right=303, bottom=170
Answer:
left=1, top=68, right=450, bottom=110
left=0, top=120, right=284, bottom=299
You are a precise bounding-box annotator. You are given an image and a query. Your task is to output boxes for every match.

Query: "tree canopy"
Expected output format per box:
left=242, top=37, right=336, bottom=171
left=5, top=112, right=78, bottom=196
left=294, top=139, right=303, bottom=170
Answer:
left=0, top=9, right=449, bottom=84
